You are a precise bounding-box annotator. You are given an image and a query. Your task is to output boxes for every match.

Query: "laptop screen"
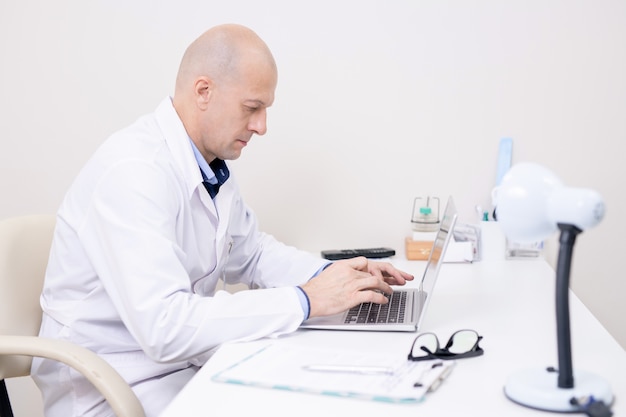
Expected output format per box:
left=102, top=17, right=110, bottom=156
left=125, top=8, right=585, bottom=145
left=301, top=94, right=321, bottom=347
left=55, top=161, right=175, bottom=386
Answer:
left=419, top=196, right=458, bottom=296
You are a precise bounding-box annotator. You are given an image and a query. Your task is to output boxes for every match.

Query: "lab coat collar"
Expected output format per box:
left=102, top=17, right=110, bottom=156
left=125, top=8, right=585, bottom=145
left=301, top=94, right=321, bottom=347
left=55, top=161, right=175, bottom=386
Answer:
left=153, top=97, right=236, bottom=226
left=154, top=97, right=205, bottom=200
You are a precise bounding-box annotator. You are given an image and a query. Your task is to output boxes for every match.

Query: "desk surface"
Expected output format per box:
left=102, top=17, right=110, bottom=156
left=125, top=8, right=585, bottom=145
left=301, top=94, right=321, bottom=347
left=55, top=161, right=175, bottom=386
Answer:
left=160, top=258, right=625, bottom=416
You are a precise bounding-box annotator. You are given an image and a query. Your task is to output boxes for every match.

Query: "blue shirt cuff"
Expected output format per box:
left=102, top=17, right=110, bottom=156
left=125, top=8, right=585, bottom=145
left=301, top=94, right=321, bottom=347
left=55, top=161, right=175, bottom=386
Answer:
left=296, top=263, right=330, bottom=320
left=295, top=286, right=311, bottom=320
left=312, top=262, right=332, bottom=277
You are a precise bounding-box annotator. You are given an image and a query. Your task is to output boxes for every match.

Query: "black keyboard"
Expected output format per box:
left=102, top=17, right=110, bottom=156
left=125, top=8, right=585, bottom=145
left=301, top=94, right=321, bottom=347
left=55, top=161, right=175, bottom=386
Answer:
left=344, top=291, right=407, bottom=324
left=321, top=247, right=396, bottom=260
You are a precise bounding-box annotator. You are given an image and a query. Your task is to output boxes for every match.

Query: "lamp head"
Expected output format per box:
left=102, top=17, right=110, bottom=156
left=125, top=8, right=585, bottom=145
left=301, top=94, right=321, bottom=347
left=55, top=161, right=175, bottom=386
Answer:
left=492, top=162, right=605, bottom=243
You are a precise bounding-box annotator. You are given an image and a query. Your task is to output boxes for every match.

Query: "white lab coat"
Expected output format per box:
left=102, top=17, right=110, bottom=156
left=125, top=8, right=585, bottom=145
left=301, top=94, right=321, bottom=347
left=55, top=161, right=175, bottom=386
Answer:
left=32, top=97, right=327, bottom=417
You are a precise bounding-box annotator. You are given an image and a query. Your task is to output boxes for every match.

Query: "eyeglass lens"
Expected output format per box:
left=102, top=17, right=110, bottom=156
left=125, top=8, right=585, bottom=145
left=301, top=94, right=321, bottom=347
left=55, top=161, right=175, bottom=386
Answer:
left=446, top=329, right=479, bottom=354
left=411, top=333, right=439, bottom=358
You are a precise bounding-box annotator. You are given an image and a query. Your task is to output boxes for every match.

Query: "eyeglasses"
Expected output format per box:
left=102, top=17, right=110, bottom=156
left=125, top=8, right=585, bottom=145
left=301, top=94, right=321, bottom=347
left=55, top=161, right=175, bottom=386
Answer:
left=408, top=329, right=484, bottom=361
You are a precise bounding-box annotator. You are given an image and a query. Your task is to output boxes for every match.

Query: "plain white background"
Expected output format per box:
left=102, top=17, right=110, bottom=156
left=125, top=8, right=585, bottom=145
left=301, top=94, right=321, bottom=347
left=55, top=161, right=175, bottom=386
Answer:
left=1, top=1, right=625, bottom=414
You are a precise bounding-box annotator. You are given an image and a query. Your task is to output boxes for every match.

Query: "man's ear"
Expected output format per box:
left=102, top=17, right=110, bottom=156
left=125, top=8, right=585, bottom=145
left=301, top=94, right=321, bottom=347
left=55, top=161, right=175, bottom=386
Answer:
left=194, top=76, right=213, bottom=110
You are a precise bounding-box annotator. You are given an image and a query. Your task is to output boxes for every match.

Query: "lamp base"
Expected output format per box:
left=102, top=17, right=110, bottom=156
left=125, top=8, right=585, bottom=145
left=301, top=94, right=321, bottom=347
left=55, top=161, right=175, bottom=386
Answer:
left=504, top=368, right=613, bottom=412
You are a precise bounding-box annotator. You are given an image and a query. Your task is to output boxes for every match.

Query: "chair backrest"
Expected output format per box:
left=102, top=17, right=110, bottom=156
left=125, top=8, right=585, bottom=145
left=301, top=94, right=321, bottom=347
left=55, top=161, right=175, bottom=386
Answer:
left=0, top=214, right=56, bottom=378
left=0, top=215, right=147, bottom=417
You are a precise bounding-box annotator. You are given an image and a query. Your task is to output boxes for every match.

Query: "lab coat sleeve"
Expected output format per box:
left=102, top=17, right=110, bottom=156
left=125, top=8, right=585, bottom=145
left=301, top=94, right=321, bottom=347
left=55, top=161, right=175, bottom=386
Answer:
left=76, top=159, right=316, bottom=364
left=222, top=189, right=329, bottom=290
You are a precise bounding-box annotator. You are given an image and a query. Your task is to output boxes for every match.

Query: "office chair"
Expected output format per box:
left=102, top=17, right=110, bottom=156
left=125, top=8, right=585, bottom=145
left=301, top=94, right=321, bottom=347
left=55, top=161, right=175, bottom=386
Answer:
left=0, top=215, right=146, bottom=417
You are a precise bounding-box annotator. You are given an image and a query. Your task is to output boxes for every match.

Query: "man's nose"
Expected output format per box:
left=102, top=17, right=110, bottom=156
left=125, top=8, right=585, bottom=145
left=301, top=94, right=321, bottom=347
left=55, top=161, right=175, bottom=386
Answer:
left=249, top=109, right=268, bottom=136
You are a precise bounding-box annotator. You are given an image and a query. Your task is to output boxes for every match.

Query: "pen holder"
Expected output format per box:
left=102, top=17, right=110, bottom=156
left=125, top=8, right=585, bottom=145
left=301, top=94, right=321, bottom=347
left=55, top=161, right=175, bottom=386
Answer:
left=453, top=223, right=481, bottom=261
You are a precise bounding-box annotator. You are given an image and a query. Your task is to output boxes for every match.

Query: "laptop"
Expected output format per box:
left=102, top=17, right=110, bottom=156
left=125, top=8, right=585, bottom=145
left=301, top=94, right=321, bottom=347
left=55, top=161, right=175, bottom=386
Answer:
left=300, top=196, right=458, bottom=332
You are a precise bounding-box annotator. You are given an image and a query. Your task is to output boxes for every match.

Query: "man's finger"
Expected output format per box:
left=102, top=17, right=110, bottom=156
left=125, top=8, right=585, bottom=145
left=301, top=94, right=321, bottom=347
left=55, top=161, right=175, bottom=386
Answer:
left=341, top=256, right=369, bottom=271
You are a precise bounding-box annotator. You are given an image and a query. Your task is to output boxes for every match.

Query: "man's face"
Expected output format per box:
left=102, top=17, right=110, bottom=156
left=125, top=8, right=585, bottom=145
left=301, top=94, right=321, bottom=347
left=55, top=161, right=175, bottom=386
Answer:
left=198, top=63, right=277, bottom=162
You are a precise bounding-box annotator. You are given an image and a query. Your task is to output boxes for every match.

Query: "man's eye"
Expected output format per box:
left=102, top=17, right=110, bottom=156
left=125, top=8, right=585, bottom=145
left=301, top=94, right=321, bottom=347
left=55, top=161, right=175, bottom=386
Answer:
left=245, top=106, right=259, bottom=112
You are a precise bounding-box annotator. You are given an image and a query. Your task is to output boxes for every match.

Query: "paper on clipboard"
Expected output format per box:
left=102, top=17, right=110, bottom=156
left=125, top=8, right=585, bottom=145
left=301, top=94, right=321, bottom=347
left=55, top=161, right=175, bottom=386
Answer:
left=211, top=343, right=455, bottom=403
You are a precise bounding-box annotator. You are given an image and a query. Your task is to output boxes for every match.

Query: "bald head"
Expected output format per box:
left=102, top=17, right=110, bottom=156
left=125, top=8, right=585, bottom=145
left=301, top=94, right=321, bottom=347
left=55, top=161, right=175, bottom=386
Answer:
left=174, top=24, right=276, bottom=98
left=172, top=24, right=278, bottom=163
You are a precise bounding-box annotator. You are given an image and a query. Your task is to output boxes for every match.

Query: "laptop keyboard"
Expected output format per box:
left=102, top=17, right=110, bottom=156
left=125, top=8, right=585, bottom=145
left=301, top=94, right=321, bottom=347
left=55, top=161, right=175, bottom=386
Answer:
left=344, top=291, right=407, bottom=324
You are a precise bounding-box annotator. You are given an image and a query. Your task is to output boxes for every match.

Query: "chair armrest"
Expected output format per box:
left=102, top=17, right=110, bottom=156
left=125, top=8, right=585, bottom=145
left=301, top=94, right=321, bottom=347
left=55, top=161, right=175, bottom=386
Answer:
left=0, top=335, right=145, bottom=417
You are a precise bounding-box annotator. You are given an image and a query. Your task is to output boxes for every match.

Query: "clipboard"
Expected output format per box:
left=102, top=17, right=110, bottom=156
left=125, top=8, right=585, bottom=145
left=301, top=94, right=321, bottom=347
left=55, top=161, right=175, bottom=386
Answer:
left=211, top=343, right=455, bottom=403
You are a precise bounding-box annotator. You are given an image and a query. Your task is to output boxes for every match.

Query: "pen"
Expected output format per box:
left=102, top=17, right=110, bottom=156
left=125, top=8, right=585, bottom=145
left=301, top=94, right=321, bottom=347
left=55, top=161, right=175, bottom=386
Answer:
left=302, top=364, right=394, bottom=375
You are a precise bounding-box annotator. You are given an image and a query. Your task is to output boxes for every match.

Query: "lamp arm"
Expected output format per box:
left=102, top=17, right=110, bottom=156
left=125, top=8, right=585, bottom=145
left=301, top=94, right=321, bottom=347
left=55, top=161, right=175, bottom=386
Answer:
left=555, top=223, right=581, bottom=389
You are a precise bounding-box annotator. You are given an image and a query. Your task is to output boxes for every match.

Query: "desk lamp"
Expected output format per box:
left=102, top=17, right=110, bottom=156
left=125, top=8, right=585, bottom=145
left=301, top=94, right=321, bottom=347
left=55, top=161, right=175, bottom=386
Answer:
left=493, top=162, right=613, bottom=412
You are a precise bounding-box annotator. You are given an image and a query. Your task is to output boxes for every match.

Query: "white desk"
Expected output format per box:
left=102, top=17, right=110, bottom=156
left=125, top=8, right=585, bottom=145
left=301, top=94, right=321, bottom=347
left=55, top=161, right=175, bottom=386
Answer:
left=160, top=257, right=625, bottom=416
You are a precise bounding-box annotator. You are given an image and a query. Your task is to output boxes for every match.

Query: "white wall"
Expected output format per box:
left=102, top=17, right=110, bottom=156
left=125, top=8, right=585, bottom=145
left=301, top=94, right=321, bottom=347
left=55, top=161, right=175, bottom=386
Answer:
left=1, top=0, right=625, bottom=410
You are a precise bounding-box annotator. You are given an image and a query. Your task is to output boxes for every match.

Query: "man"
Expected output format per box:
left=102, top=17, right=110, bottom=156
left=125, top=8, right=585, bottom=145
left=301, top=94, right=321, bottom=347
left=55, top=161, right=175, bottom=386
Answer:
left=32, top=24, right=413, bottom=417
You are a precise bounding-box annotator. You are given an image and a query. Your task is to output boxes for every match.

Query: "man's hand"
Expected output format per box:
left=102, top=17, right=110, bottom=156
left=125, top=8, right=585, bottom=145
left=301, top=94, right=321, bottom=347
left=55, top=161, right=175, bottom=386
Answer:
left=300, top=257, right=414, bottom=318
